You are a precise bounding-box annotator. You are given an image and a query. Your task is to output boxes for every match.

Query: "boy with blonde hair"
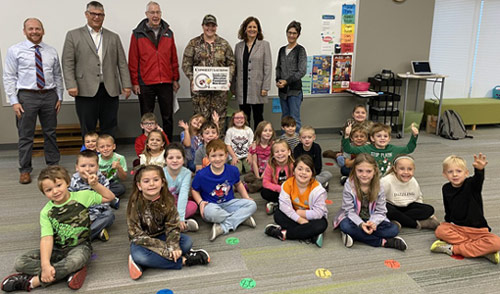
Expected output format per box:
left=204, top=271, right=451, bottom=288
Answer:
left=97, top=134, right=127, bottom=198
left=342, top=122, right=419, bottom=175
left=431, top=153, right=500, bottom=263
left=1, top=166, right=115, bottom=292
left=293, top=126, right=332, bottom=190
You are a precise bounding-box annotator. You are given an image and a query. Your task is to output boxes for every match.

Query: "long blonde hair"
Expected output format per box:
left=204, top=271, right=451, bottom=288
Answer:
left=267, top=140, right=294, bottom=184
left=349, top=153, right=380, bottom=203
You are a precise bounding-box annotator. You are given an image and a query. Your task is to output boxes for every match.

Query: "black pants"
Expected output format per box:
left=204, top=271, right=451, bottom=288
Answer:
left=75, top=83, right=118, bottom=138
left=386, top=202, right=434, bottom=228
left=274, top=209, right=328, bottom=240
left=261, top=188, right=279, bottom=203
left=138, top=83, right=174, bottom=142
left=239, top=103, right=264, bottom=130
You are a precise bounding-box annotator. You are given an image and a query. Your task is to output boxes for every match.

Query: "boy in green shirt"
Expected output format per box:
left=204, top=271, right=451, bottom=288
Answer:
left=342, top=122, right=419, bottom=175
left=97, top=134, right=128, bottom=198
left=1, top=166, right=115, bottom=292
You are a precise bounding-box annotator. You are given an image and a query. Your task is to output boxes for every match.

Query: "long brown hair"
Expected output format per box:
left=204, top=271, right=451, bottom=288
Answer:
left=268, top=140, right=294, bottom=184
left=254, top=121, right=275, bottom=146
left=127, top=165, right=175, bottom=217
left=349, top=153, right=380, bottom=203
left=142, top=130, right=167, bottom=164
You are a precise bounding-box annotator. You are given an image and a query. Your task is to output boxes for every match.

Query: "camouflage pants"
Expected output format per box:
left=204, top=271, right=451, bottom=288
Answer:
left=192, top=91, right=228, bottom=133
left=14, top=244, right=91, bottom=287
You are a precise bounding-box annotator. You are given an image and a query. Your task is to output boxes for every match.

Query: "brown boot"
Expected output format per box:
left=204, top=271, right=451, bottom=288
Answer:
left=19, top=172, right=31, bottom=184
left=417, top=215, right=440, bottom=230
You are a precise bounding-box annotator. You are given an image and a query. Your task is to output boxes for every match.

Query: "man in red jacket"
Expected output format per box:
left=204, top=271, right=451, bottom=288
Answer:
left=128, top=1, right=180, bottom=142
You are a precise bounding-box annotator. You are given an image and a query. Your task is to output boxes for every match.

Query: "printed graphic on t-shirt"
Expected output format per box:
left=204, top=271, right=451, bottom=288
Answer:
left=231, top=135, right=250, bottom=157
left=48, top=200, right=90, bottom=248
left=278, top=169, right=287, bottom=185
left=210, top=180, right=232, bottom=203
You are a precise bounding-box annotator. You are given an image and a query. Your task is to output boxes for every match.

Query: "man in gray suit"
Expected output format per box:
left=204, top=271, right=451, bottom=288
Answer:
left=62, top=1, right=131, bottom=138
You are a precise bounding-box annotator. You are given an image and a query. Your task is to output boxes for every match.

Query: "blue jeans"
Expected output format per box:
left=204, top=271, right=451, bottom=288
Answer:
left=90, top=208, right=115, bottom=240
left=280, top=91, right=303, bottom=132
left=130, top=233, right=192, bottom=270
left=340, top=166, right=351, bottom=177
left=203, top=198, right=257, bottom=233
left=339, top=218, right=398, bottom=247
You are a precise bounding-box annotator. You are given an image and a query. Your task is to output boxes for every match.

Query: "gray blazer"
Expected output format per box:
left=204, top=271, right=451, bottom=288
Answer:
left=62, top=26, right=131, bottom=97
left=234, top=39, right=272, bottom=104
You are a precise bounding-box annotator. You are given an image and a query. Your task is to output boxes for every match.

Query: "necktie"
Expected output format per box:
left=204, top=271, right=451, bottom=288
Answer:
left=35, top=45, right=45, bottom=89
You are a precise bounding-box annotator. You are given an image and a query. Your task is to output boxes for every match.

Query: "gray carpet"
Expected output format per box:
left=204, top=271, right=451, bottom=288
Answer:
left=1, top=126, right=500, bottom=293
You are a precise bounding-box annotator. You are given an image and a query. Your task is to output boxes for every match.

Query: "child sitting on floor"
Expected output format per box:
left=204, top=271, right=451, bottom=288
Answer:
left=97, top=134, right=127, bottom=198
left=80, top=131, right=99, bottom=152
left=225, top=110, right=254, bottom=174
left=127, top=165, right=210, bottom=280
left=279, top=116, right=300, bottom=151
left=431, top=153, right=500, bottom=264
left=380, top=154, right=439, bottom=230
left=1, top=166, right=115, bottom=292
left=139, top=130, right=168, bottom=167
left=191, top=139, right=257, bottom=241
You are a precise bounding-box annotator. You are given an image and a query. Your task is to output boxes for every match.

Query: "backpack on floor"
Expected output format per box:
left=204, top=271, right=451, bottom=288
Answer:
left=438, top=110, right=473, bottom=140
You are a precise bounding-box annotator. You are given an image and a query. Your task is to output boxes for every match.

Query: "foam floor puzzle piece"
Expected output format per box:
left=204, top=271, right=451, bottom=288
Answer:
left=226, top=237, right=240, bottom=245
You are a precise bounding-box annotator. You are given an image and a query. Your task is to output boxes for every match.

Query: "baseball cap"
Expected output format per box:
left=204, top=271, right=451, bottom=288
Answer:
left=202, top=14, right=217, bottom=26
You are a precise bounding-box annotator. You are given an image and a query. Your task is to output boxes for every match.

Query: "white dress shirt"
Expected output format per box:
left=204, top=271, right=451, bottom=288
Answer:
left=87, top=25, right=103, bottom=77
left=3, top=40, right=64, bottom=104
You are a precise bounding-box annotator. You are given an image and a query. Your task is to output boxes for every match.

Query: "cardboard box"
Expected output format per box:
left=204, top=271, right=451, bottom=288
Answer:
left=426, top=115, right=437, bottom=134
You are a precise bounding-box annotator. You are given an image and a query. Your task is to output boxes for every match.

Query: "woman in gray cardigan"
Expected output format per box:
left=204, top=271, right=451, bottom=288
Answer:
left=234, top=16, right=272, bottom=130
left=276, top=21, right=307, bottom=131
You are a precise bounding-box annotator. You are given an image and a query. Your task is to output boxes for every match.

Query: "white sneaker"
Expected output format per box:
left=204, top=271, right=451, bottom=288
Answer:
left=209, top=223, right=224, bottom=241
left=242, top=216, right=257, bottom=228
left=265, top=202, right=277, bottom=215
left=185, top=219, right=199, bottom=232
left=341, top=231, right=354, bottom=248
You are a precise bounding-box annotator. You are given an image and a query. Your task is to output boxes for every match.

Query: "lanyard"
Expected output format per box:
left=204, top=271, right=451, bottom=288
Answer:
left=88, top=28, right=103, bottom=54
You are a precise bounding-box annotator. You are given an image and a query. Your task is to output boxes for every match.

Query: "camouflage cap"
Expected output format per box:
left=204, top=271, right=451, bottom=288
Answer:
left=202, top=14, right=217, bottom=25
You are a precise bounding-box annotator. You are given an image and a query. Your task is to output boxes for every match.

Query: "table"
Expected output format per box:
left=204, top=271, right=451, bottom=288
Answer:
left=397, top=73, right=448, bottom=137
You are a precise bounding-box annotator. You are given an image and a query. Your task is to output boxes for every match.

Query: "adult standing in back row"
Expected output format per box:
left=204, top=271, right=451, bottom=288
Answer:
left=233, top=16, right=272, bottom=130
left=128, top=1, right=180, bottom=142
left=62, top=1, right=132, bottom=139
left=182, top=14, right=235, bottom=133
left=276, top=21, right=307, bottom=132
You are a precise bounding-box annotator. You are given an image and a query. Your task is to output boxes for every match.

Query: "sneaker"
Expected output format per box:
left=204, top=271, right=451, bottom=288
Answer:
left=110, top=197, right=120, bottom=209
left=384, top=236, right=408, bottom=251
left=266, top=202, right=277, bottom=215
left=265, top=224, right=285, bottom=240
left=67, top=265, right=87, bottom=290
left=391, top=220, right=402, bottom=232
left=341, top=232, right=354, bottom=248
left=184, top=249, right=210, bottom=266
left=1, top=273, right=32, bottom=292
left=323, top=181, right=329, bottom=192
left=484, top=251, right=500, bottom=264
left=340, top=176, right=348, bottom=186
left=99, top=228, right=109, bottom=241
left=210, top=223, right=224, bottom=241
left=312, top=233, right=324, bottom=248
left=430, top=240, right=453, bottom=256
left=241, top=216, right=257, bottom=228
left=417, top=215, right=440, bottom=230
left=128, top=255, right=143, bottom=280
left=185, top=219, right=199, bottom=232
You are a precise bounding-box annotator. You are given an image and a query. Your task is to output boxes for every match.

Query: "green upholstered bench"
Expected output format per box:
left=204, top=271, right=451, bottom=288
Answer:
left=424, top=98, right=500, bottom=130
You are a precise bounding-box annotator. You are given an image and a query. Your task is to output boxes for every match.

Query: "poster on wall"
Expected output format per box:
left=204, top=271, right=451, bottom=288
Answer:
left=311, top=55, right=332, bottom=94
left=301, top=56, right=313, bottom=95
left=332, top=54, right=352, bottom=92
left=320, top=14, right=336, bottom=55
left=192, top=66, right=230, bottom=91
left=341, top=4, right=355, bottom=53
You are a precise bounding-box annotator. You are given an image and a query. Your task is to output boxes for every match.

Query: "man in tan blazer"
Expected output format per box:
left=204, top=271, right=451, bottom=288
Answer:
left=62, top=1, right=131, bottom=138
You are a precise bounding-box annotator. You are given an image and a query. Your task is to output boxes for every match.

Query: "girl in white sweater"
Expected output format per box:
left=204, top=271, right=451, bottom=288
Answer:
left=380, top=155, right=439, bottom=230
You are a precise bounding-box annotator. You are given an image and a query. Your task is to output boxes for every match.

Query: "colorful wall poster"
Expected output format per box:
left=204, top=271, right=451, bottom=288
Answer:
left=332, top=55, right=352, bottom=92
left=341, top=4, right=355, bottom=53
left=311, top=55, right=332, bottom=94
left=320, top=14, right=336, bottom=55
left=302, top=56, right=313, bottom=95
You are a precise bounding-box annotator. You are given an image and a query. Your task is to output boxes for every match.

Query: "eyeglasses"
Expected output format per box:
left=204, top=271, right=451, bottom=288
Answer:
left=87, top=11, right=105, bottom=18
left=142, top=122, right=156, bottom=126
left=287, top=31, right=298, bottom=36
left=147, top=10, right=162, bottom=15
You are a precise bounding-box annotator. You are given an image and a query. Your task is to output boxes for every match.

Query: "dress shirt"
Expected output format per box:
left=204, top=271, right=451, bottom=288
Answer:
left=87, top=25, right=103, bottom=77
left=3, top=40, right=64, bottom=104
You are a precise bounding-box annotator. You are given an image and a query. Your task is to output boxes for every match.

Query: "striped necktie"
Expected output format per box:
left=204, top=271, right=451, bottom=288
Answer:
left=34, top=45, right=45, bottom=89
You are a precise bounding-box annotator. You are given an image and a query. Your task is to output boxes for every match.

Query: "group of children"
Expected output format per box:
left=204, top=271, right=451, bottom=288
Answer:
left=3, top=107, right=500, bottom=292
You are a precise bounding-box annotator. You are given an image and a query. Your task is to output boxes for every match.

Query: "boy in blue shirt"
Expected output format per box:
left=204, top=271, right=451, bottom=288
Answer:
left=192, top=139, right=257, bottom=241
left=1, top=166, right=115, bottom=292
